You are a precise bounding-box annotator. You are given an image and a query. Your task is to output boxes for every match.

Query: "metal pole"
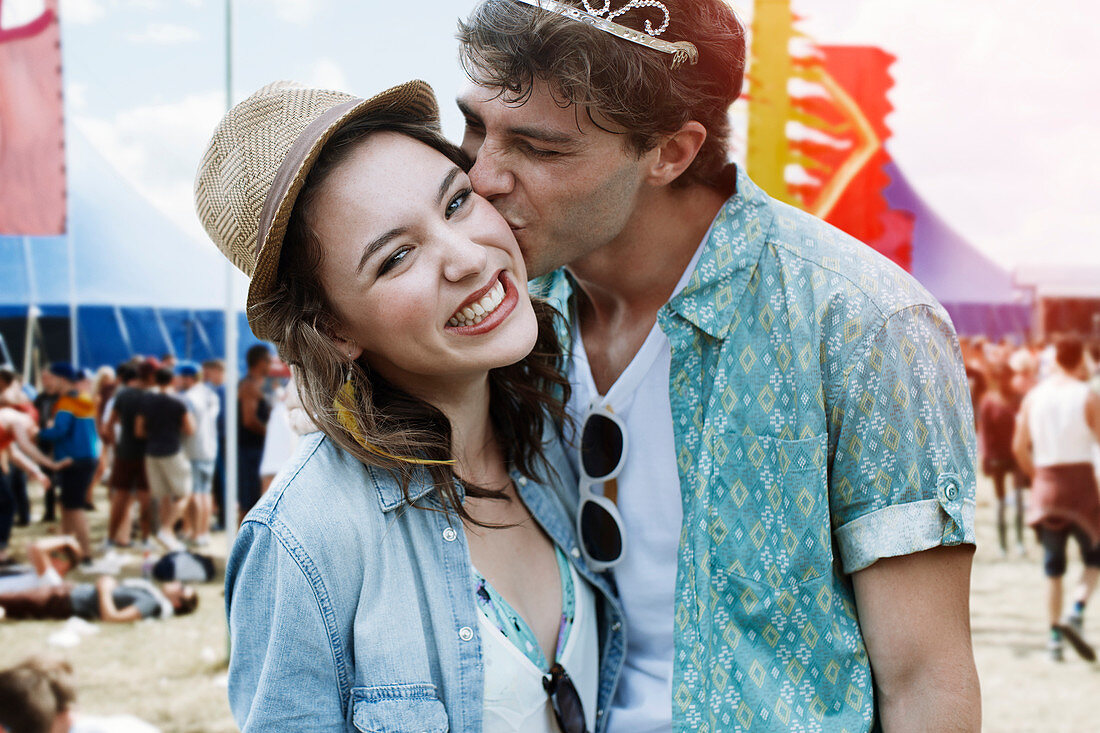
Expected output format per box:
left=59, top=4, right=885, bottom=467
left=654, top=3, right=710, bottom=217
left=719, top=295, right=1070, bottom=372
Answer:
left=223, top=0, right=240, bottom=549
left=22, top=237, right=38, bottom=382
left=67, top=229, right=78, bottom=367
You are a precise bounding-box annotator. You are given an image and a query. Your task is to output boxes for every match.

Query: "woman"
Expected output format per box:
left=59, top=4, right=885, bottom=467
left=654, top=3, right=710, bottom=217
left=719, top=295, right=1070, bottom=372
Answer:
left=196, top=81, right=623, bottom=732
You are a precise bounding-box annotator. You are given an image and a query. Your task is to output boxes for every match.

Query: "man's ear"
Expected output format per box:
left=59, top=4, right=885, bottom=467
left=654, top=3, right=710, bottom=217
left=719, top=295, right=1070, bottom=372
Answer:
left=644, top=121, right=708, bottom=187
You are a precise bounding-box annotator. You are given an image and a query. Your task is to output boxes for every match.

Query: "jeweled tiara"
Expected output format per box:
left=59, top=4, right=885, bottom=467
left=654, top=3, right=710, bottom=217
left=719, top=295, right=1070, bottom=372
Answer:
left=512, top=0, right=699, bottom=68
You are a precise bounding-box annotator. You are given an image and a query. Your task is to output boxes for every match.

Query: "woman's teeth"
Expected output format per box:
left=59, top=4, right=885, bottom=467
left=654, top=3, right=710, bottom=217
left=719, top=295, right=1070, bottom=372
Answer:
left=449, top=279, right=506, bottom=327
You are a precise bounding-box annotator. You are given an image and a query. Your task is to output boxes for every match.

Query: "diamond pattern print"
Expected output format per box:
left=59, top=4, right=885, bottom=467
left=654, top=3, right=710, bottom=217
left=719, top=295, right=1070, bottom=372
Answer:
left=534, top=167, right=976, bottom=731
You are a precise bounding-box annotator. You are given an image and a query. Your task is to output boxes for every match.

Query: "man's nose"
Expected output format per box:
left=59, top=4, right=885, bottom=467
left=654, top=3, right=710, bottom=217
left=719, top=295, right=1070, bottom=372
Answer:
left=468, top=144, right=515, bottom=200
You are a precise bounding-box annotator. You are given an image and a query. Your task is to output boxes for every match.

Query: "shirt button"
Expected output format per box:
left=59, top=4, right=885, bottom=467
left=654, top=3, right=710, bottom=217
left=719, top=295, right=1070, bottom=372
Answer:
left=597, top=709, right=604, bottom=718
left=459, top=626, right=474, bottom=642
left=517, top=476, right=528, bottom=487
left=945, top=484, right=959, bottom=501
left=442, top=527, right=457, bottom=542
left=571, top=547, right=581, bottom=559
left=611, top=621, right=621, bottom=631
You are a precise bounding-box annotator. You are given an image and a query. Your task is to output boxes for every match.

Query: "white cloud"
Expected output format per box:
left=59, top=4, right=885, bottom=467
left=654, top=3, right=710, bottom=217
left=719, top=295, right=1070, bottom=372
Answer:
left=264, top=0, right=318, bottom=25
left=73, top=91, right=225, bottom=240
left=127, top=22, right=200, bottom=44
left=308, top=58, right=348, bottom=91
left=66, top=82, right=89, bottom=112
left=59, top=0, right=106, bottom=24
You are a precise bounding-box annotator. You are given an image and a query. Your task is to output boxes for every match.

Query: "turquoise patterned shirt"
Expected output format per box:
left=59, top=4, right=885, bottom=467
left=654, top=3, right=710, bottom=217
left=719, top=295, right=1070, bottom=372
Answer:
left=535, top=166, right=977, bottom=732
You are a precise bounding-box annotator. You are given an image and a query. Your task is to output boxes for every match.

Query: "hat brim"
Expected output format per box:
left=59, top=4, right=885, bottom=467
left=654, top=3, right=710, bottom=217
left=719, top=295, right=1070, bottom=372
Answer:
left=246, top=80, right=440, bottom=341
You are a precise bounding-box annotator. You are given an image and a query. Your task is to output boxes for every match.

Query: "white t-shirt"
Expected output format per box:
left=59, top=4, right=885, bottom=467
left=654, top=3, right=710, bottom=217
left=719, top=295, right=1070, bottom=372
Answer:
left=183, top=382, right=220, bottom=462
left=565, top=243, right=705, bottom=732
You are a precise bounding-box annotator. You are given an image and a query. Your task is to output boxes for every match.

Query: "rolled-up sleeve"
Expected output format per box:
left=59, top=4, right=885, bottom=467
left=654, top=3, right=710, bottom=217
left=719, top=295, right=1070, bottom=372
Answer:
left=226, top=520, right=348, bottom=731
left=828, top=304, right=977, bottom=573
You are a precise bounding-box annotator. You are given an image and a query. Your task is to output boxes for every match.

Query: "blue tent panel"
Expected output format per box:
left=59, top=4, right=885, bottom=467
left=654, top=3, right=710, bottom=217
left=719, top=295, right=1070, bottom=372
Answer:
left=77, top=306, right=129, bottom=369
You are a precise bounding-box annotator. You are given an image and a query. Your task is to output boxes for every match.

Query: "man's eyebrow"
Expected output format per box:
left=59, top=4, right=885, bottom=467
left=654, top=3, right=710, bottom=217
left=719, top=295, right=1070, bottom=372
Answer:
left=456, top=98, right=576, bottom=146
left=437, top=167, right=460, bottom=205
left=356, top=227, right=406, bottom=275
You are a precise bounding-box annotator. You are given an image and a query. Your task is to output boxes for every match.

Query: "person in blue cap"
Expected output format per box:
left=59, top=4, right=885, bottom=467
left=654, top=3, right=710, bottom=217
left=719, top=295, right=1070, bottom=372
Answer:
left=38, top=363, right=100, bottom=561
left=177, top=360, right=219, bottom=545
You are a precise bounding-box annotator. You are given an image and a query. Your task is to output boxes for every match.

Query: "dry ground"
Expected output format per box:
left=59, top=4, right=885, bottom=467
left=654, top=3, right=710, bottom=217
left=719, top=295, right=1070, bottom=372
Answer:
left=2, top=477, right=1098, bottom=732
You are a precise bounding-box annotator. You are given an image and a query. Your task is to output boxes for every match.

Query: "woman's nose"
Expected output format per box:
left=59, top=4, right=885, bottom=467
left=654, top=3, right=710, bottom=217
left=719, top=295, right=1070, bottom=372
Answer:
left=441, top=235, right=489, bottom=283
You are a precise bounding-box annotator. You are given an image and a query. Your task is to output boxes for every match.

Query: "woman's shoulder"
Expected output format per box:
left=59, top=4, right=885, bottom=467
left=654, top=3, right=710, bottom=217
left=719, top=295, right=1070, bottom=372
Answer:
left=244, top=432, right=392, bottom=542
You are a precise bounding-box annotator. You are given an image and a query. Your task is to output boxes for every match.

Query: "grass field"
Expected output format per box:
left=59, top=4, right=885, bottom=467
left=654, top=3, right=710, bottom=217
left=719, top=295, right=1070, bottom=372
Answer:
left=2, top=477, right=1099, bottom=731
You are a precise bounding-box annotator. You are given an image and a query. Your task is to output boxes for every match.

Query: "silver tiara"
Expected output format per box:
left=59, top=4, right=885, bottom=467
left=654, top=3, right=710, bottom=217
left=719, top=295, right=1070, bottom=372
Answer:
left=512, top=0, right=699, bottom=68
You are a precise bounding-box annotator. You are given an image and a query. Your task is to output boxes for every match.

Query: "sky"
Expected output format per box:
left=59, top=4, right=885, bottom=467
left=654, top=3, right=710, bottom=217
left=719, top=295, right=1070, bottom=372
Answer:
left=27, top=0, right=1100, bottom=272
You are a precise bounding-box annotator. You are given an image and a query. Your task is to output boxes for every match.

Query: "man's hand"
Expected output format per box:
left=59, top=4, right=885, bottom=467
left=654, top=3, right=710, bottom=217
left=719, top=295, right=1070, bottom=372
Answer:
left=852, top=545, right=981, bottom=732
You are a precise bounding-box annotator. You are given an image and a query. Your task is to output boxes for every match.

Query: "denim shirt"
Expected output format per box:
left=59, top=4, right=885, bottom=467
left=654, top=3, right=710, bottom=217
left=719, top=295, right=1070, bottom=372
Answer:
left=225, top=430, right=625, bottom=732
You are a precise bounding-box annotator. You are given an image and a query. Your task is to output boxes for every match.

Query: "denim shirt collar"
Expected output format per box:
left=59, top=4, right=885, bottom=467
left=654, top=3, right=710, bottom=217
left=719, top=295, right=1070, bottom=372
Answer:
left=367, top=463, right=446, bottom=513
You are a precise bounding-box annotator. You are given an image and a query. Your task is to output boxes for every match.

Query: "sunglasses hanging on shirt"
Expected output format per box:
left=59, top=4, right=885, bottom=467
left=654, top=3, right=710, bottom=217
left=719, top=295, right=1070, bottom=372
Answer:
left=577, top=405, right=627, bottom=571
left=543, top=662, right=588, bottom=733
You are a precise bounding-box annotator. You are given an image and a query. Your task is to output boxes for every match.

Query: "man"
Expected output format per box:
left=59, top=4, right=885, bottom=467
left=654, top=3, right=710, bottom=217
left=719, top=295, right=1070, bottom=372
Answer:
left=0, top=656, right=76, bottom=733
left=456, top=2, right=980, bottom=731
left=1013, top=335, right=1100, bottom=662
left=136, top=367, right=195, bottom=551
left=102, top=361, right=155, bottom=547
left=0, top=367, right=34, bottom=527
left=38, top=364, right=99, bottom=561
left=32, top=367, right=62, bottom=523
left=201, top=359, right=227, bottom=530
left=177, top=361, right=219, bottom=545
left=0, top=408, right=69, bottom=565
left=237, top=345, right=271, bottom=517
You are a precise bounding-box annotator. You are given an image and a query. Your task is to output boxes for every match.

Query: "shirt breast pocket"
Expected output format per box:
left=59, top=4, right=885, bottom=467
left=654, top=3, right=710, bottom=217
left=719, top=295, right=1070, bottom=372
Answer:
left=711, top=431, right=831, bottom=588
left=351, top=684, right=449, bottom=733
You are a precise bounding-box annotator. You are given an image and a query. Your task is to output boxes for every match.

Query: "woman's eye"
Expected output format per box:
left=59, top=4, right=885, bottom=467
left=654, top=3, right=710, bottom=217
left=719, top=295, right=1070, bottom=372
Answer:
left=379, top=247, right=410, bottom=275
left=446, top=189, right=471, bottom=219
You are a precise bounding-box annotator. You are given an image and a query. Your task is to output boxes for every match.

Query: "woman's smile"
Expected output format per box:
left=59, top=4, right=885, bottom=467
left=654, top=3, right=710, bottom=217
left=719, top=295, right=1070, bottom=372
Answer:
left=446, top=271, right=519, bottom=334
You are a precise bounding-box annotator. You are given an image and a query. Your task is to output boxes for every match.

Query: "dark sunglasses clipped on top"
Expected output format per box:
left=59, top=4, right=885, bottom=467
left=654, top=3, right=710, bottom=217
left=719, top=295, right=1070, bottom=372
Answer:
left=577, top=405, right=627, bottom=572
left=544, top=662, right=588, bottom=733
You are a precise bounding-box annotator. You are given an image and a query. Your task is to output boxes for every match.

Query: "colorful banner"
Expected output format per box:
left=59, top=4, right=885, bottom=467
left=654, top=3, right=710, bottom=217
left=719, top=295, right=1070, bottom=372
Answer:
left=0, top=0, right=66, bottom=235
left=746, top=0, right=912, bottom=269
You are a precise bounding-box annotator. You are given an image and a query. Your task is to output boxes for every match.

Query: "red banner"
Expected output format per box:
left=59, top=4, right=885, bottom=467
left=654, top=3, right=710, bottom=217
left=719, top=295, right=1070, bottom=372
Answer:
left=0, top=0, right=66, bottom=235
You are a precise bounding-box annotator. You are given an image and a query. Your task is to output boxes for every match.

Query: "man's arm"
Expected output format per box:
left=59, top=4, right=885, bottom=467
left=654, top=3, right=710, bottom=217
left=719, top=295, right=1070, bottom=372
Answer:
left=37, top=410, right=72, bottom=442
left=101, top=403, right=118, bottom=444
left=240, top=382, right=266, bottom=434
left=853, top=545, right=981, bottom=732
left=1085, top=391, right=1100, bottom=445
left=7, top=444, right=50, bottom=486
left=95, top=576, right=143, bottom=623
left=1012, top=396, right=1034, bottom=478
left=181, top=409, right=196, bottom=437
left=28, top=536, right=80, bottom=576
left=134, top=414, right=146, bottom=440
left=10, top=419, right=66, bottom=471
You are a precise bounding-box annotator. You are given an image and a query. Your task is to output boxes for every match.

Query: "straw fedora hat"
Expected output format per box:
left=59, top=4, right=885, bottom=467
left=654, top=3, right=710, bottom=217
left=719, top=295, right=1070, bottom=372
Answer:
left=194, top=80, right=439, bottom=341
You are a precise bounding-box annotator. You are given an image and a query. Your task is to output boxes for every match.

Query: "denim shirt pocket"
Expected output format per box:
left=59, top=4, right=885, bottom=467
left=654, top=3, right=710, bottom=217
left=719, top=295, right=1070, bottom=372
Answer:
left=351, top=683, right=449, bottom=733
left=711, top=431, right=832, bottom=589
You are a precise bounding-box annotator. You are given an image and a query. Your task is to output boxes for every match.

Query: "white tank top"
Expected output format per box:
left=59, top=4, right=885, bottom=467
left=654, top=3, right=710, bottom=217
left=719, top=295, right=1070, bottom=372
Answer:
left=1027, top=377, right=1095, bottom=467
left=479, top=561, right=600, bottom=733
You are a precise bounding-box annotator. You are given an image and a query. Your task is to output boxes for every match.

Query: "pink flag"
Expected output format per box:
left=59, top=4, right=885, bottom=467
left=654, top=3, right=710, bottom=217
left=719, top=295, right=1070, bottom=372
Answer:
left=0, top=0, right=66, bottom=235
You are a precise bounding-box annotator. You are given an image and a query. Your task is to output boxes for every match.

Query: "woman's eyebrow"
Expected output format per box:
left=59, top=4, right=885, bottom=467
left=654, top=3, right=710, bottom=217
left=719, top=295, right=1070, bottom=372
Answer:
left=357, top=227, right=407, bottom=275
left=437, top=166, right=460, bottom=205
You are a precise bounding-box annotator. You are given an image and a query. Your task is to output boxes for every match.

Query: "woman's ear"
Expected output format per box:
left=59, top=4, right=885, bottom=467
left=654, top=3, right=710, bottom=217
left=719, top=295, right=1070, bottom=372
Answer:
left=330, top=334, right=363, bottom=362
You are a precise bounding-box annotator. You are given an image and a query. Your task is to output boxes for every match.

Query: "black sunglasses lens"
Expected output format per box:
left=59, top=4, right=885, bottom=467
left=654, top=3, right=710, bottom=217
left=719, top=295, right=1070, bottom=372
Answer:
left=580, top=500, right=622, bottom=563
left=545, top=664, right=587, bottom=733
left=581, top=413, right=623, bottom=479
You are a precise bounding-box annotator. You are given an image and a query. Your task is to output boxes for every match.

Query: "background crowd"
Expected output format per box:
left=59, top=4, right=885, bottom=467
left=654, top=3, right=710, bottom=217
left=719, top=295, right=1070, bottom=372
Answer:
left=3, top=331, right=1100, bottom=730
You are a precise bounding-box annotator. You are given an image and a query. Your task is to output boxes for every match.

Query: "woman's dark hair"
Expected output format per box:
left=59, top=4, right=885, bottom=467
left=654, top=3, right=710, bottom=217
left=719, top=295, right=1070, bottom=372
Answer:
left=254, top=112, right=570, bottom=524
left=458, top=0, right=746, bottom=189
